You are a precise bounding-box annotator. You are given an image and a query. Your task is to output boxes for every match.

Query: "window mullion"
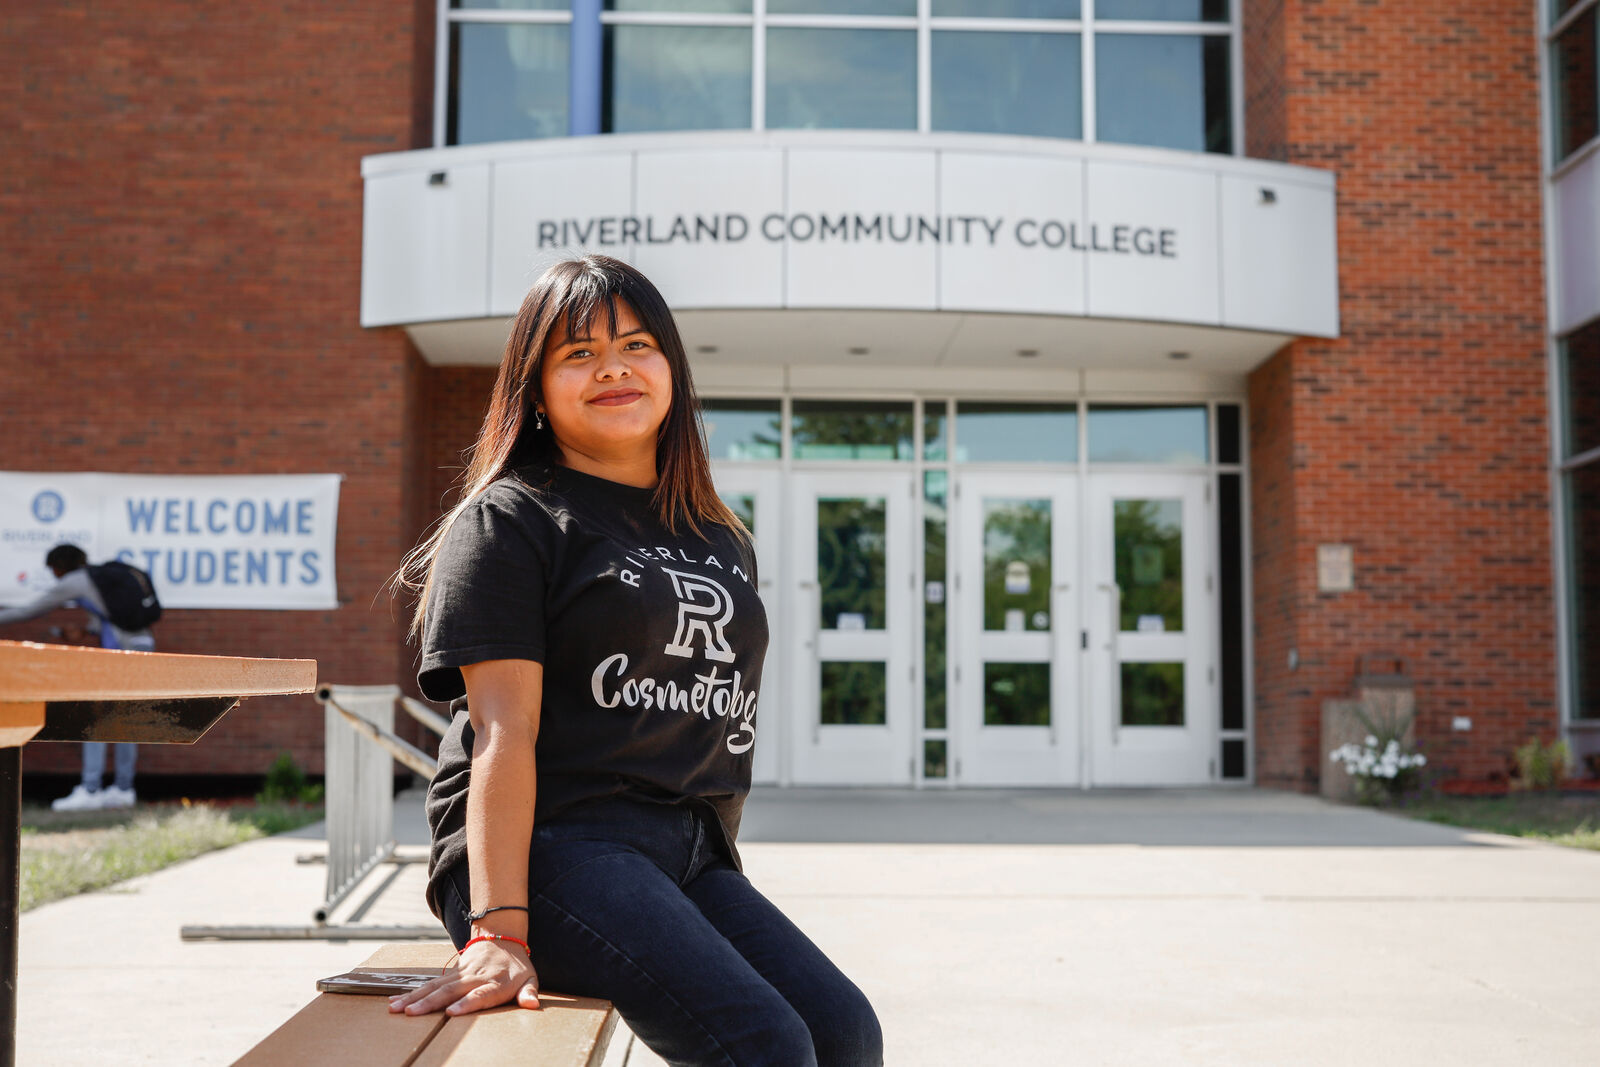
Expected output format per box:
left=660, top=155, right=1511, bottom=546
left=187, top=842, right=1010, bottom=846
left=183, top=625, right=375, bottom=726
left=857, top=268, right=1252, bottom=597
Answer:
left=435, top=0, right=450, bottom=147
left=1082, top=0, right=1097, bottom=143
left=753, top=0, right=767, bottom=130
left=918, top=0, right=931, bottom=134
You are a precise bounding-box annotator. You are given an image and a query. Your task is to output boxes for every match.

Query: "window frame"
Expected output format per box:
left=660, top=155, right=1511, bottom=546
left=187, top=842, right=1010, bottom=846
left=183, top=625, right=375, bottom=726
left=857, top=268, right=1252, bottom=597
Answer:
left=1548, top=0, right=1600, bottom=172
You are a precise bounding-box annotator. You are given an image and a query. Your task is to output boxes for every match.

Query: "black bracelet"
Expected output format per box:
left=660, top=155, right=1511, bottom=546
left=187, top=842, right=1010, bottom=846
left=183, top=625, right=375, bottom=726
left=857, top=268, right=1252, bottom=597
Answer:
left=467, top=904, right=529, bottom=923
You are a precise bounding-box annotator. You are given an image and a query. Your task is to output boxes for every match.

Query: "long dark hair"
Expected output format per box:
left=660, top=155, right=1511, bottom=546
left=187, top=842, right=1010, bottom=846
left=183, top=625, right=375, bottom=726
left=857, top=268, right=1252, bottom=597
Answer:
left=398, top=254, right=746, bottom=638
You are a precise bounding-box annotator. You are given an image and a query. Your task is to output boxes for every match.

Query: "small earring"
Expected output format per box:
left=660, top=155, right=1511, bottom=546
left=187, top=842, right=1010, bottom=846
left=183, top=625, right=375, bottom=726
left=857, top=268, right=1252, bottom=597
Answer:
left=534, top=409, right=546, bottom=431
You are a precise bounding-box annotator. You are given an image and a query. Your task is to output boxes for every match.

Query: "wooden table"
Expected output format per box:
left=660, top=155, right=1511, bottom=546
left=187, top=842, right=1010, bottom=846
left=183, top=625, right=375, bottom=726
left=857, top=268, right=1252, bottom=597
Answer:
left=0, top=640, right=317, bottom=1066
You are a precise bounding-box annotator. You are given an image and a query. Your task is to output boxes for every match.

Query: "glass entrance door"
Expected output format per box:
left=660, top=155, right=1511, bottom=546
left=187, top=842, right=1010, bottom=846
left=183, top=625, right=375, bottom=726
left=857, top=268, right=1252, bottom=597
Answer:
left=1086, top=472, right=1214, bottom=785
left=788, top=470, right=916, bottom=785
left=952, top=473, right=1080, bottom=785
left=712, top=465, right=782, bottom=785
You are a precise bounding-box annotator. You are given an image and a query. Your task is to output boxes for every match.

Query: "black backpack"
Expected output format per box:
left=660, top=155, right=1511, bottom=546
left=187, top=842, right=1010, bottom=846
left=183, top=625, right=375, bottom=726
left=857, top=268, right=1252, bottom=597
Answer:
left=86, top=561, right=163, bottom=632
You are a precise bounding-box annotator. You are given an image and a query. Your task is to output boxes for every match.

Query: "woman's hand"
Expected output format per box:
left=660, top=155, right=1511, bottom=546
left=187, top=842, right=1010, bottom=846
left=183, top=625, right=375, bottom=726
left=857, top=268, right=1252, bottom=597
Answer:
left=388, top=940, right=542, bottom=1016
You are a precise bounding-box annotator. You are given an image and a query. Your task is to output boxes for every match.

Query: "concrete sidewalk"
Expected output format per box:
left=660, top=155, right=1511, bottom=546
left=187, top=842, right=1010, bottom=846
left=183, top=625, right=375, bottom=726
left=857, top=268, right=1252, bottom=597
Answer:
left=17, top=787, right=1600, bottom=1065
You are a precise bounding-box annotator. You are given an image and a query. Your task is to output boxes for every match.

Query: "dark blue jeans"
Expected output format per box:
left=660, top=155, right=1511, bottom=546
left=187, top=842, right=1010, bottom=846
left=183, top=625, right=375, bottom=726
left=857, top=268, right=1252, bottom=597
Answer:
left=438, top=796, right=883, bottom=1067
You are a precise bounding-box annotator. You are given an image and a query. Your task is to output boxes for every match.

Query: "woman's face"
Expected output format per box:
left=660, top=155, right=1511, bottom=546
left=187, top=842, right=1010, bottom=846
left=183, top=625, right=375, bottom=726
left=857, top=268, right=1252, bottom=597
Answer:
left=539, top=297, right=674, bottom=460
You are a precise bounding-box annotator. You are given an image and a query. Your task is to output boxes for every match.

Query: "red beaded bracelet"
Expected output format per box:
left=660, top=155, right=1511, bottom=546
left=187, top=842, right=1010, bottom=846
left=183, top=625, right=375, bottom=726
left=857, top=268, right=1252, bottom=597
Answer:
left=462, top=933, right=530, bottom=957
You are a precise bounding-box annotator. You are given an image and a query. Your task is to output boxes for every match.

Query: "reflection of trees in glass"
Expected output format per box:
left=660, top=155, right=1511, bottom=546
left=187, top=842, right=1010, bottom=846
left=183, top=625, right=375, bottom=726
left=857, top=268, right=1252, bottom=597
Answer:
left=821, top=661, right=887, bottom=725
left=1114, top=499, right=1182, bottom=631
left=818, top=497, right=886, bottom=628
left=924, top=477, right=947, bottom=729
left=721, top=494, right=755, bottom=538
left=1121, top=661, right=1183, bottom=726
left=793, top=402, right=914, bottom=460
left=701, top=401, right=781, bottom=460
left=983, top=499, right=1051, bottom=631
left=985, top=662, right=1050, bottom=726
left=923, top=739, right=947, bottom=778
left=924, top=407, right=948, bottom=460
left=955, top=403, right=1077, bottom=463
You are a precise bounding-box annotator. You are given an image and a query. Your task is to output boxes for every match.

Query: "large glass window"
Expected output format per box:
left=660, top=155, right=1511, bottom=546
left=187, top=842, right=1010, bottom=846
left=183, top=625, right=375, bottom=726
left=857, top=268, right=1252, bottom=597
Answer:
left=1088, top=405, right=1207, bottom=464
left=443, top=2, right=1239, bottom=150
left=604, top=26, right=751, bottom=133
left=767, top=28, right=917, bottom=130
left=934, top=0, right=1079, bottom=15
left=1097, top=0, right=1227, bottom=20
left=955, top=403, right=1077, bottom=463
left=983, top=499, right=1053, bottom=632
left=1562, top=320, right=1600, bottom=721
left=1096, top=33, right=1231, bottom=153
left=1552, top=3, right=1599, bottom=163
left=792, top=400, right=915, bottom=460
left=1566, top=462, right=1600, bottom=721
left=1564, top=322, right=1600, bottom=458
left=608, top=0, right=751, bottom=10
left=449, top=21, right=570, bottom=145
left=457, top=0, right=566, bottom=8
left=771, top=0, right=915, bottom=12
left=932, top=32, right=1081, bottom=139
left=701, top=399, right=781, bottom=461
left=924, top=470, right=948, bottom=731
left=1114, top=498, right=1183, bottom=633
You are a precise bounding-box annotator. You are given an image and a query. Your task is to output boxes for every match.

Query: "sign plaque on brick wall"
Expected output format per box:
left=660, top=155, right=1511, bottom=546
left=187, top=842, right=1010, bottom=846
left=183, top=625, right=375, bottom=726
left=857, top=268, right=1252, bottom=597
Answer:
left=1317, top=543, right=1354, bottom=592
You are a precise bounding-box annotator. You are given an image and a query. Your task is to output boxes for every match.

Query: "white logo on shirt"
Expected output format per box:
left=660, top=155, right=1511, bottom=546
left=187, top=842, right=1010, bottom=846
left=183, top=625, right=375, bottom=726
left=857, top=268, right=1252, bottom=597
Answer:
left=660, top=567, right=736, bottom=663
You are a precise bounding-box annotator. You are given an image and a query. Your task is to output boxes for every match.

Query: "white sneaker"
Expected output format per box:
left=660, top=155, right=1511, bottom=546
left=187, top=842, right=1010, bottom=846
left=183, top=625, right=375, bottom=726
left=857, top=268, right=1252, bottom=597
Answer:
left=99, top=785, right=137, bottom=809
left=51, top=785, right=106, bottom=812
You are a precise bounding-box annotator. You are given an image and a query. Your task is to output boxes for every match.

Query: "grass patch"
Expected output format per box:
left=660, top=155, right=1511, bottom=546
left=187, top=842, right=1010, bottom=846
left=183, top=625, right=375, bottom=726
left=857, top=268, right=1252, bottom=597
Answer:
left=1388, top=792, right=1600, bottom=851
left=20, top=801, right=323, bottom=912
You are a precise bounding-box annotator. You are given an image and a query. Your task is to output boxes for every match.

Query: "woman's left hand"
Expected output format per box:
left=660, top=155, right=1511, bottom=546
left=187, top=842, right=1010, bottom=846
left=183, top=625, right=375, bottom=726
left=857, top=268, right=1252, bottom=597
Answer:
left=387, top=939, right=542, bottom=1016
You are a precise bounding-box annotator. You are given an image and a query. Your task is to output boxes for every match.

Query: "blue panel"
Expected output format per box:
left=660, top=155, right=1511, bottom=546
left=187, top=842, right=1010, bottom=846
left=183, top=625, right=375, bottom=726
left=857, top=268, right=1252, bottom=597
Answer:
left=570, top=0, right=603, bottom=135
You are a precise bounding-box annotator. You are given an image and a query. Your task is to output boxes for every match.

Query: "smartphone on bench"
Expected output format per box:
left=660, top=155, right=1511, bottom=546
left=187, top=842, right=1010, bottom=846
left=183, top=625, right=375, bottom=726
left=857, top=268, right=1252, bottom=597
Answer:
left=316, top=971, right=439, bottom=995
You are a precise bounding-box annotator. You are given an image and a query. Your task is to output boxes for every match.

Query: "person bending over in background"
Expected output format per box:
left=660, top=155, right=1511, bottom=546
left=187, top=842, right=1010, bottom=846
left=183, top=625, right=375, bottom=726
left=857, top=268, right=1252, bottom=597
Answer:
left=0, top=543, right=155, bottom=810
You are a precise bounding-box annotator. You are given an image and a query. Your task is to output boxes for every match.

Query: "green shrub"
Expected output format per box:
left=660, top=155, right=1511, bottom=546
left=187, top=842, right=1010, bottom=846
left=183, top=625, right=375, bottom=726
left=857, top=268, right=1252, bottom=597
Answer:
left=257, top=752, right=322, bottom=805
left=1512, top=738, right=1572, bottom=791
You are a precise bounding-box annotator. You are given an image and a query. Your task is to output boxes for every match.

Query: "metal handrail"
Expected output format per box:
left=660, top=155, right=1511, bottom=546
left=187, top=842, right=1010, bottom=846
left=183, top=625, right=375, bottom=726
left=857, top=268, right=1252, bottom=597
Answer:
left=399, top=695, right=451, bottom=739
left=325, top=697, right=439, bottom=779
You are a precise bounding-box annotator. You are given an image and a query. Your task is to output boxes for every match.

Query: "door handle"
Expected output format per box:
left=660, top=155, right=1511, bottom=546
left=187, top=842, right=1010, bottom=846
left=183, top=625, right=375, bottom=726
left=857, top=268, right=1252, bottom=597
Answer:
left=1098, top=581, right=1122, bottom=745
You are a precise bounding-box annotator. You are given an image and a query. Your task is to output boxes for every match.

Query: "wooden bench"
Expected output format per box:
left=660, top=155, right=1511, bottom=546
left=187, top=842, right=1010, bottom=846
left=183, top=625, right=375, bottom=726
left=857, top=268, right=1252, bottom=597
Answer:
left=0, top=639, right=319, bottom=1064
left=234, top=943, right=619, bottom=1066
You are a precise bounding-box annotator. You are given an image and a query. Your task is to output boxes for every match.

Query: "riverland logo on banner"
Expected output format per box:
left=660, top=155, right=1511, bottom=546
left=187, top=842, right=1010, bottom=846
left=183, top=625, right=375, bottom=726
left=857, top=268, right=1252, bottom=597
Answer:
left=0, top=472, right=340, bottom=610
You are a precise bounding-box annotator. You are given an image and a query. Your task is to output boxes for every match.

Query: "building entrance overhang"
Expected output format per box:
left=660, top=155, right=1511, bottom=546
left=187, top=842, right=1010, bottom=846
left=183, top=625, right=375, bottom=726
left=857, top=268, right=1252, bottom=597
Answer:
left=405, top=308, right=1291, bottom=392
left=362, top=130, right=1338, bottom=371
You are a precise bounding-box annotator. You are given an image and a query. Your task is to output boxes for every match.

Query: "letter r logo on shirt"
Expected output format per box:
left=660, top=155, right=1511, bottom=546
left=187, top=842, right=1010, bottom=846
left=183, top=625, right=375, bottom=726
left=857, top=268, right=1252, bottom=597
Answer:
left=661, top=567, right=736, bottom=663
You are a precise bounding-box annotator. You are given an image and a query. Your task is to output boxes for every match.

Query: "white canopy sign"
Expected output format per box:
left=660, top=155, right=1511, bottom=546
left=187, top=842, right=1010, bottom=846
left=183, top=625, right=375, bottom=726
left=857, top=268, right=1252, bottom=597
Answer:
left=0, top=472, right=340, bottom=610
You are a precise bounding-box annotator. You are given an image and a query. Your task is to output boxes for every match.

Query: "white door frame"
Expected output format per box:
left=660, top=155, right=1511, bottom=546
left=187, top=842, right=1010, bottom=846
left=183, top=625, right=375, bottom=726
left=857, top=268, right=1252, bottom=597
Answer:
left=952, top=471, right=1081, bottom=786
left=711, top=464, right=784, bottom=785
left=1086, top=471, right=1215, bottom=785
left=788, top=469, right=916, bottom=785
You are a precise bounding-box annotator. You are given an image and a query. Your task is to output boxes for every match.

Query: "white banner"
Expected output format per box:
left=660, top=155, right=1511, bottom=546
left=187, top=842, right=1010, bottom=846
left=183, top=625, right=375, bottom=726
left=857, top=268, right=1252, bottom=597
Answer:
left=0, top=472, right=340, bottom=610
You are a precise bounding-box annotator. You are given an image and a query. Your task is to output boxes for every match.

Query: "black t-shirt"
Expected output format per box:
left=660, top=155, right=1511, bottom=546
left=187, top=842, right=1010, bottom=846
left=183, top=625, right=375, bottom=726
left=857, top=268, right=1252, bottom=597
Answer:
left=417, top=462, right=766, bottom=920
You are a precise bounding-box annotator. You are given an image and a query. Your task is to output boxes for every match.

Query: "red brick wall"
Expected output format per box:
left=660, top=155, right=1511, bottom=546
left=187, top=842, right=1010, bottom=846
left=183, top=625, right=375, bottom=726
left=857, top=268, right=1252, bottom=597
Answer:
left=392, top=363, right=497, bottom=755
left=1247, top=349, right=1308, bottom=789
left=2, top=2, right=431, bottom=778
left=1243, top=1, right=1554, bottom=790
